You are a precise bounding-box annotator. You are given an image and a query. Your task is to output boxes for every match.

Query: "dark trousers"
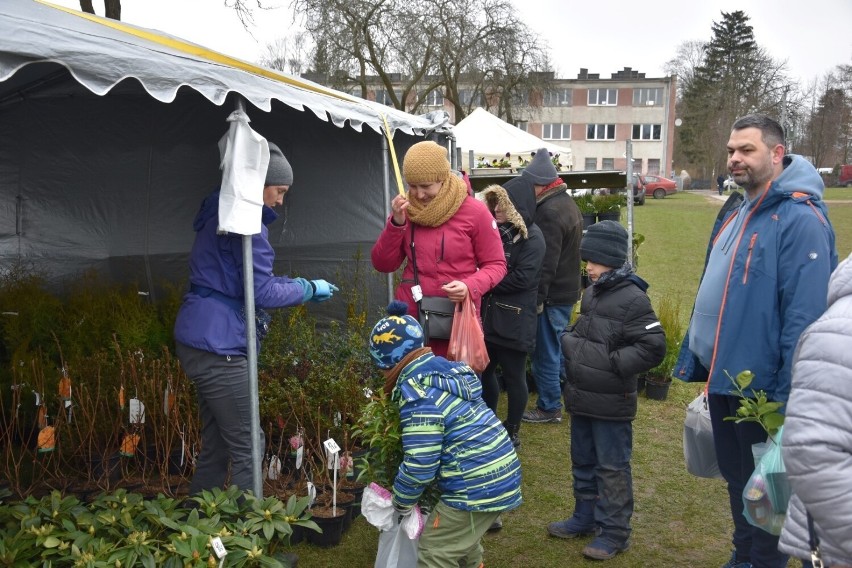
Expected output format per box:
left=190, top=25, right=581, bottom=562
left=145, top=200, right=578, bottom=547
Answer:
left=176, top=342, right=264, bottom=496
left=570, top=415, right=633, bottom=547
left=481, top=343, right=528, bottom=427
left=709, top=395, right=788, bottom=568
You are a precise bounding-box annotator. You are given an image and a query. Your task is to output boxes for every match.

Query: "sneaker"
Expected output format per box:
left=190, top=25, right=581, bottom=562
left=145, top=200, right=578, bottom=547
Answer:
left=582, top=537, right=630, bottom=560
left=721, top=551, right=752, bottom=568
left=522, top=407, right=562, bottom=423
left=487, top=515, right=503, bottom=532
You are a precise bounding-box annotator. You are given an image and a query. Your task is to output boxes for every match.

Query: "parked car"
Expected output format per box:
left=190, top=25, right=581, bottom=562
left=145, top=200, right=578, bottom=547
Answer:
left=839, top=164, right=852, bottom=187
left=631, top=177, right=646, bottom=205
left=636, top=174, right=677, bottom=199
left=723, top=176, right=741, bottom=191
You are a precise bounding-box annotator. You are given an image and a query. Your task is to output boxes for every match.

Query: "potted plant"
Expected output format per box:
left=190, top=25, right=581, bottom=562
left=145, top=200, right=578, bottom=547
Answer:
left=643, top=296, right=683, bottom=401
left=724, top=369, right=790, bottom=530
left=573, top=193, right=597, bottom=229
left=592, top=192, right=625, bottom=222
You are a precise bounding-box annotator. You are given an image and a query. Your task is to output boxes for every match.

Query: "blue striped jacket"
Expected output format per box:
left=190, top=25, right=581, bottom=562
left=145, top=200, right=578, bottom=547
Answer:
left=391, top=352, right=522, bottom=512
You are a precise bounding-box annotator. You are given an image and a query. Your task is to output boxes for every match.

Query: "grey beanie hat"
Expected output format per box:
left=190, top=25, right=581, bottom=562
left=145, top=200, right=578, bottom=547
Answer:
left=265, top=142, right=293, bottom=186
left=521, top=148, right=559, bottom=185
left=581, top=220, right=628, bottom=267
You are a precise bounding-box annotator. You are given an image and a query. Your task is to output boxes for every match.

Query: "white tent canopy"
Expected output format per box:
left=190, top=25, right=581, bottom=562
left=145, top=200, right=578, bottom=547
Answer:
left=0, top=0, right=448, bottom=317
left=453, top=107, right=573, bottom=169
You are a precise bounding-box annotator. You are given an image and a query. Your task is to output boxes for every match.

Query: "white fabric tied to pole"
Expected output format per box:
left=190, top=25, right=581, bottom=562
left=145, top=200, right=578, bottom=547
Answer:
left=217, top=109, right=269, bottom=235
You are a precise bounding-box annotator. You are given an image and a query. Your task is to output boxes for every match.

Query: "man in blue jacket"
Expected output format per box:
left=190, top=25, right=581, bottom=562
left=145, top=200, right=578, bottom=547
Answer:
left=675, top=114, right=837, bottom=568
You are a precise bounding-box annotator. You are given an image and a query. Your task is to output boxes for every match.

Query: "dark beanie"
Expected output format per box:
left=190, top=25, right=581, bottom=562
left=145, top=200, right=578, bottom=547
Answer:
left=581, top=220, right=628, bottom=267
left=265, top=142, right=293, bottom=186
left=521, top=148, right=559, bottom=185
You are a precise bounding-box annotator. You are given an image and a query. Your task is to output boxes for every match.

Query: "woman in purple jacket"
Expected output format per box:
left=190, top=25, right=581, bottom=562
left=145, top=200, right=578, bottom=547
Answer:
left=174, top=142, right=337, bottom=495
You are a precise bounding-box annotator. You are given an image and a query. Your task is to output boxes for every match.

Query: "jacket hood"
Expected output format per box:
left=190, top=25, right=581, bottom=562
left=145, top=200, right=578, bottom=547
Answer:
left=478, top=184, right=531, bottom=238
left=763, top=154, right=825, bottom=206
left=395, top=353, right=481, bottom=403
left=192, top=189, right=278, bottom=232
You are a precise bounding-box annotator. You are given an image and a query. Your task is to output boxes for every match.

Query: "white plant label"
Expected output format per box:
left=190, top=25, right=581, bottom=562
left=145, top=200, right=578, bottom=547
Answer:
left=307, top=481, right=316, bottom=507
left=295, top=445, right=303, bottom=470
left=323, top=438, right=341, bottom=454
left=129, top=398, right=146, bottom=424
left=211, top=537, right=227, bottom=559
left=268, top=455, right=281, bottom=480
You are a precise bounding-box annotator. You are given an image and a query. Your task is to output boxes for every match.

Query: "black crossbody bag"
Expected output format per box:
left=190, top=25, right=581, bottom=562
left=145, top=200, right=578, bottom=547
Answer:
left=410, top=224, right=454, bottom=342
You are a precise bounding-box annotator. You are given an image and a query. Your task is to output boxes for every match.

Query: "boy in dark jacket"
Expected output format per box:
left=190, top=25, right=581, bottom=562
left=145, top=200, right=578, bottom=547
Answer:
left=546, top=220, right=666, bottom=560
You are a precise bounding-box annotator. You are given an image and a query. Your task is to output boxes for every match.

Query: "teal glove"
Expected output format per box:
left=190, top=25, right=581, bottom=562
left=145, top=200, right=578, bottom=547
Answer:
left=310, top=279, right=339, bottom=302
left=293, top=277, right=314, bottom=303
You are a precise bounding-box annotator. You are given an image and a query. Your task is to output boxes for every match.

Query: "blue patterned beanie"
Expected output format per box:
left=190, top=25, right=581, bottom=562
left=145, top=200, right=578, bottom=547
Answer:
left=369, top=301, right=425, bottom=369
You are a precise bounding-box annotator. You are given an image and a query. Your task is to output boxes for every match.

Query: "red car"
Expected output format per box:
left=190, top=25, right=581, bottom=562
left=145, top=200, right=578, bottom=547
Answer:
left=636, top=174, right=678, bottom=199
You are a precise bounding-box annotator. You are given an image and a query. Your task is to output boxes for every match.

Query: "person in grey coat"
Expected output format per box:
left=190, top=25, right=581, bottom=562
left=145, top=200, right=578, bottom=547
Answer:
left=778, top=251, right=852, bottom=568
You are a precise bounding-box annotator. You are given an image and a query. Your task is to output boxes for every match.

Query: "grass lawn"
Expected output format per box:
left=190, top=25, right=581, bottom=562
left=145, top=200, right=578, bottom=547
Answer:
left=293, top=190, right=851, bottom=567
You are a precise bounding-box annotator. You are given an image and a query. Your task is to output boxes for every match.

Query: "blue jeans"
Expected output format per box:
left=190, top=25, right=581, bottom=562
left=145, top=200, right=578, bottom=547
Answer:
left=709, top=395, right=788, bottom=568
left=531, top=304, right=572, bottom=412
left=570, top=415, right=633, bottom=547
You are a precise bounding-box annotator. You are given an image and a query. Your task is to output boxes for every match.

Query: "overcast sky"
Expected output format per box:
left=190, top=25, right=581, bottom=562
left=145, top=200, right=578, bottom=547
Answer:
left=49, top=0, right=852, bottom=85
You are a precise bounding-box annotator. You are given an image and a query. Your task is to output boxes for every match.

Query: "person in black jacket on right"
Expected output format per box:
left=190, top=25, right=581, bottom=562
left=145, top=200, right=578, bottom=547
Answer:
left=546, top=220, right=666, bottom=561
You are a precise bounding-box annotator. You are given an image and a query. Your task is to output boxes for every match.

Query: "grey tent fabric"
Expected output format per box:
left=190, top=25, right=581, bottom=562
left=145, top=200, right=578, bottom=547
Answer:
left=0, top=0, right=449, bottom=318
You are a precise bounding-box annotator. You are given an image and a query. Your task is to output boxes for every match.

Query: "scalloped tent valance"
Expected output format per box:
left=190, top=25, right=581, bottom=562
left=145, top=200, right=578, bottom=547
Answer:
left=0, top=0, right=444, bottom=135
left=0, top=0, right=446, bottom=317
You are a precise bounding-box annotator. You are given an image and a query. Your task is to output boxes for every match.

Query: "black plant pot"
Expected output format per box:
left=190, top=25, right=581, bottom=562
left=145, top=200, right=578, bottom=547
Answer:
left=644, top=378, right=671, bottom=401
left=305, top=509, right=347, bottom=547
left=597, top=211, right=622, bottom=223
left=581, top=213, right=597, bottom=229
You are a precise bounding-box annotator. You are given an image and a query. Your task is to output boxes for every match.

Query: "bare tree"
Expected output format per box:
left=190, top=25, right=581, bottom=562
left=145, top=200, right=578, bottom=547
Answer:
left=664, top=40, right=706, bottom=98
left=260, top=32, right=310, bottom=75
left=676, top=11, right=791, bottom=178
left=79, top=0, right=121, bottom=20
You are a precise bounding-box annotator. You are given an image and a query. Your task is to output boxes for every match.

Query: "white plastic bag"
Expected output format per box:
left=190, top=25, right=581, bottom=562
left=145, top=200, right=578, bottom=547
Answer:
left=683, top=390, right=722, bottom=479
left=362, top=483, right=423, bottom=568
left=376, top=515, right=419, bottom=568
left=217, top=109, right=268, bottom=235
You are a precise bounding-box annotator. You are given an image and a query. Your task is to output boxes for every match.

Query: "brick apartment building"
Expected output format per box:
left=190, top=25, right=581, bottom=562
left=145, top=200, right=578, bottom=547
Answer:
left=305, top=66, right=677, bottom=175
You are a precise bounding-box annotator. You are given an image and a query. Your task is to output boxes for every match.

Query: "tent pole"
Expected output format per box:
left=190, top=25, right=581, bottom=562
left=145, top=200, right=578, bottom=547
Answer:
left=235, top=95, right=263, bottom=499
left=625, top=140, right=634, bottom=264
left=381, top=133, right=394, bottom=305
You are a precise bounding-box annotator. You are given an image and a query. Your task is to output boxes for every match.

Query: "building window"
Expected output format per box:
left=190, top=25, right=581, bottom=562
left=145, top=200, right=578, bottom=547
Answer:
left=586, top=124, right=616, bottom=140
left=632, top=158, right=642, bottom=175
left=632, top=124, right=662, bottom=140
left=587, top=88, right=617, bottom=106
left=459, top=89, right=481, bottom=106
left=511, top=89, right=529, bottom=106
left=647, top=159, right=660, bottom=175
left=515, top=121, right=528, bottom=132
left=633, top=87, right=663, bottom=106
left=584, top=158, right=597, bottom=170
left=375, top=89, right=394, bottom=106
left=425, top=89, right=444, bottom=106
left=543, top=123, right=571, bottom=140
left=602, top=158, right=614, bottom=170
left=543, top=88, right=572, bottom=106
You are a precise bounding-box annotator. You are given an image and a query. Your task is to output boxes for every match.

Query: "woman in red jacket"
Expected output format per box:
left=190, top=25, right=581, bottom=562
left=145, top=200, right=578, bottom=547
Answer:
left=371, top=141, right=506, bottom=357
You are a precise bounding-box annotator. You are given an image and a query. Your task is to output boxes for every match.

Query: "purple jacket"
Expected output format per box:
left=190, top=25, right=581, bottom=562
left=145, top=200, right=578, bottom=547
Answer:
left=173, top=190, right=307, bottom=356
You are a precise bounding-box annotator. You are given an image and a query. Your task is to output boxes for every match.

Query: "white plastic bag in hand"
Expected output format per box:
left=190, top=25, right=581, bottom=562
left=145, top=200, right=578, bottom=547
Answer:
left=361, top=482, right=394, bottom=531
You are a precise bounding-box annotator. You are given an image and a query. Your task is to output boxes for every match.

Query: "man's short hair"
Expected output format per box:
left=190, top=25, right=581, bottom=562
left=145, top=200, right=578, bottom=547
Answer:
left=732, top=113, right=785, bottom=148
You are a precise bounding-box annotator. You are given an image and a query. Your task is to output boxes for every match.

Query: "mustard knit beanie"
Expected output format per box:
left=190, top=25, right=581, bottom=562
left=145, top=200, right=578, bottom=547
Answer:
left=403, top=141, right=450, bottom=184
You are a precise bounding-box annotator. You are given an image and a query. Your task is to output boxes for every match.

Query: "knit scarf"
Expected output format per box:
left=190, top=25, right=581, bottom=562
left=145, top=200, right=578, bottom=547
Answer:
left=535, top=181, right=568, bottom=204
left=383, top=346, right=433, bottom=396
left=406, top=174, right=468, bottom=227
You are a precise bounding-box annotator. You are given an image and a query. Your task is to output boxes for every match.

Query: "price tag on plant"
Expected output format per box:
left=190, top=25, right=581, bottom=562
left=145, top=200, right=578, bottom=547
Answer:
left=210, top=537, right=227, bottom=559
left=129, top=398, right=146, bottom=424
left=324, top=437, right=340, bottom=469
left=295, top=445, right=303, bottom=470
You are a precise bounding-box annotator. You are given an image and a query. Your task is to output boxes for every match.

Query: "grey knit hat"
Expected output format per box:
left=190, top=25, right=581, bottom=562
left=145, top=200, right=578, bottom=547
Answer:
left=521, top=148, right=559, bottom=185
left=265, top=142, right=293, bottom=186
left=581, top=220, right=628, bottom=268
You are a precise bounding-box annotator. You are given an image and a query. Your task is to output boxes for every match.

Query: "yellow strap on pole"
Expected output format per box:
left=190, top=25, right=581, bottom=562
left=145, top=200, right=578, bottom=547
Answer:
left=381, top=113, right=406, bottom=196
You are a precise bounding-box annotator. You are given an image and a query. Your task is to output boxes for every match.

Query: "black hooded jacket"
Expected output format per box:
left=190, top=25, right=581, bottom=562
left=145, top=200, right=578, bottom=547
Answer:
left=503, top=175, right=583, bottom=307
left=479, top=182, right=546, bottom=353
